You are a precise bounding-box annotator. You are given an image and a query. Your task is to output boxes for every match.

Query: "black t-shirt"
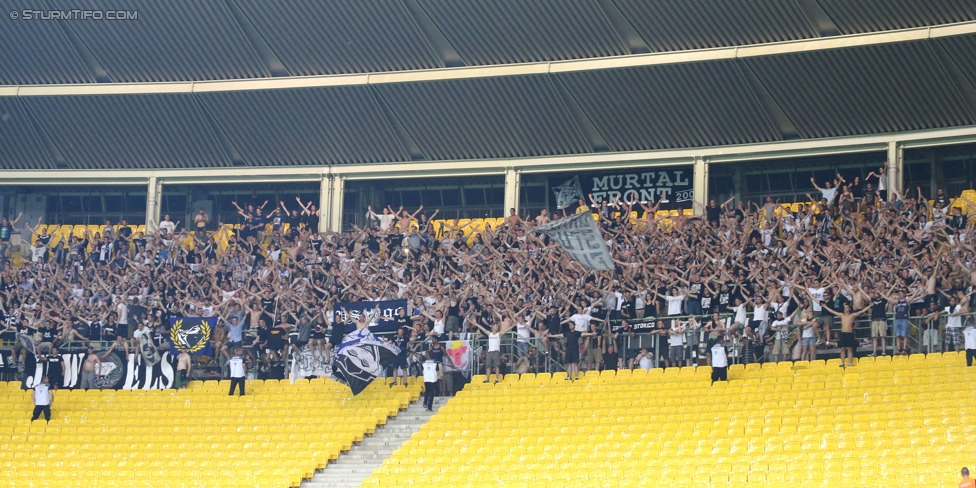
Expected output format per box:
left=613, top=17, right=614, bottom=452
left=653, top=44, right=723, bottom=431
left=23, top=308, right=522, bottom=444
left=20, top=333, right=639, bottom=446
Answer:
left=701, top=294, right=714, bottom=313
left=395, top=314, right=411, bottom=330
left=689, top=282, right=703, bottom=301
left=266, top=327, right=286, bottom=348
left=620, top=299, right=635, bottom=319
left=706, top=206, right=720, bottom=224
left=261, top=298, right=276, bottom=314
left=546, top=314, right=563, bottom=335
left=565, top=330, right=582, bottom=351
left=329, top=323, right=346, bottom=346
left=366, top=236, right=380, bottom=254
left=46, top=355, right=63, bottom=379
left=870, top=299, right=887, bottom=320
left=427, top=345, right=445, bottom=363
left=0, top=223, right=13, bottom=242
left=88, top=321, right=103, bottom=341
left=895, top=300, right=909, bottom=319
left=39, top=325, right=57, bottom=342
left=101, top=323, right=116, bottom=339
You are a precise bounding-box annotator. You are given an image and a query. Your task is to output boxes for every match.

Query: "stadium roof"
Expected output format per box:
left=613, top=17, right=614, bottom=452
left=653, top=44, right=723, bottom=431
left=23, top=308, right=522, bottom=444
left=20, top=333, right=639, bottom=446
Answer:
left=2, top=0, right=976, bottom=170
left=4, top=0, right=976, bottom=83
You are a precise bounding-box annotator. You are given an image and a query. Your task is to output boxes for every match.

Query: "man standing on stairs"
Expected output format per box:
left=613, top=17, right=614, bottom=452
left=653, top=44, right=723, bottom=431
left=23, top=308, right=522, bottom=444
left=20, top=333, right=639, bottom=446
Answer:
left=422, top=359, right=438, bottom=412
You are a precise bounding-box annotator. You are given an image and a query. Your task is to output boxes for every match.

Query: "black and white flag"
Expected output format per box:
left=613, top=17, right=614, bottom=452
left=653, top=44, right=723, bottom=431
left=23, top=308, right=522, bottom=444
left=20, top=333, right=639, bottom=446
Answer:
left=552, top=176, right=584, bottom=210
left=331, top=328, right=401, bottom=395
left=534, top=213, right=614, bottom=271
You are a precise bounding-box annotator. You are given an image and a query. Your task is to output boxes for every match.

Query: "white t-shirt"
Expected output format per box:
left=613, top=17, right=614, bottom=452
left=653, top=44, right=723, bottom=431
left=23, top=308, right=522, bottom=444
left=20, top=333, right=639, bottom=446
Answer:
left=133, top=327, right=152, bottom=342
left=422, top=360, right=438, bottom=383
left=611, top=292, right=623, bottom=311
left=228, top=357, right=246, bottom=378
left=946, top=305, right=962, bottom=329
left=516, top=320, right=531, bottom=344
left=570, top=314, right=593, bottom=332
left=752, top=304, right=767, bottom=323
left=732, top=304, right=747, bottom=325
left=964, top=327, right=976, bottom=350
left=770, top=301, right=789, bottom=317
left=808, top=288, right=826, bottom=312
left=638, top=354, right=654, bottom=370
left=710, top=343, right=728, bottom=368
left=771, top=318, right=791, bottom=340
left=488, top=332, right=501, bottom=352
left=117, top=303, right=129, bottom=324
left=375, top=214, right=395, bottom=231
left=34, top=383, right=51, bottom=406
left=666, top=295, right=685, bottom=316
left=820, top=187, right=837, bottom=204
left=668, top=324, right=685, bottom=347
left=432, top=319, right=445, bottom=335
left=801, top=321, right=816, bottom=339
left=158, top=220, right=176, bottom=234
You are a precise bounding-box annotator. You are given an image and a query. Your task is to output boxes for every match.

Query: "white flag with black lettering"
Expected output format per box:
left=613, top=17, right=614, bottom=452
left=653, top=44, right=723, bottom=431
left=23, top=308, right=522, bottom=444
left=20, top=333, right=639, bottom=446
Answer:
left=534, top=213, right=614, bottom=270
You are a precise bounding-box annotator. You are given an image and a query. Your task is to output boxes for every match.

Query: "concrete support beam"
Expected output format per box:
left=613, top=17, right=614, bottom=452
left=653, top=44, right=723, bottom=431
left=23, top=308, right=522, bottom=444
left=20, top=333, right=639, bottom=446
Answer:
left=146, top=176, right=161, bottom=229
left=318, top=174, right=333, bottom=233
left=328, top=175, right=345, bottom=233
left=693, top=157, right=708, bottom=215
left=887, top=141, right=903, bottom=200
left=503, top=168, right=520, bottom=216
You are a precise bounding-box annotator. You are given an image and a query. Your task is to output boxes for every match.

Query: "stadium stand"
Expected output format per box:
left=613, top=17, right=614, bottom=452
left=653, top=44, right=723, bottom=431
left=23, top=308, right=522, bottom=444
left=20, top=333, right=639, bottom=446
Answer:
left=366, top=353, right=974, bottom=488
left=0, top=378, right=420, bottom=488
left=5, top=3, right=976, bottom=488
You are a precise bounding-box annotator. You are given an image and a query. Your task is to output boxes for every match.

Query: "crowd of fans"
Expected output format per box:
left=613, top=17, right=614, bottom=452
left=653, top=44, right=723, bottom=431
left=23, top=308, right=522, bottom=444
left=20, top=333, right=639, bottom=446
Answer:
left=2, top=171, right=976, bottom=391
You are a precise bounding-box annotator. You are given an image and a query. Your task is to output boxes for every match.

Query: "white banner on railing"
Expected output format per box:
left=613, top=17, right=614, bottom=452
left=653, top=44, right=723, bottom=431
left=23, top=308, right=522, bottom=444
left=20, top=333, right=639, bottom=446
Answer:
left=534, top=213, right=614, bottom=271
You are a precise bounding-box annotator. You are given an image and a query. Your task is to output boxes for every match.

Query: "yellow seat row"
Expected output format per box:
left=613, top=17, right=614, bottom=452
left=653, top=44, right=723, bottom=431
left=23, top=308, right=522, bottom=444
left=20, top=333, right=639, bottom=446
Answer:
left=0, top=378, right=421, bottom=488
left=366, top=352, right=976, bottom=488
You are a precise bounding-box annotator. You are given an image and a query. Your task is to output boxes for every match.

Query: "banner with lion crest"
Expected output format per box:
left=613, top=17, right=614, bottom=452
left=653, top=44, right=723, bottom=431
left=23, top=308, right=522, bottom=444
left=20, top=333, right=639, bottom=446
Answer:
left=168, top=317, right=215, bottom=356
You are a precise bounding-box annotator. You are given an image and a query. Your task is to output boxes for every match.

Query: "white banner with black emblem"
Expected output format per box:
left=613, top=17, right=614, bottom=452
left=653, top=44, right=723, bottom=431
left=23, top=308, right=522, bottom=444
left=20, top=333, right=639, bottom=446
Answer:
left=534, top=213, right=614, bottom=271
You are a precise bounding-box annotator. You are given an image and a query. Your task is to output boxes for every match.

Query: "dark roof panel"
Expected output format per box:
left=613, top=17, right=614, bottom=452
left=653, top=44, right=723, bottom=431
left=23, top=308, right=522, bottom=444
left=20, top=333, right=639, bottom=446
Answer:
left=376, top=76, right=591, bottom=160
left=816, top=0, right=976, bottom=34
left=0, top=98, right=57, bottom=169
left=416, top=0, right=629, bottom=64
left=232, top=0, right=442, bottom=76
left=557, top=61, right=782, bottom=151
left=47, top=0, right=268, bottom=82
left=936, top=34, right=976, bottom=90
left=199, top=87, right=411, bottom=165
left=22, top=94, right=231, bottom=169
left=613, top=0, right=818, bottom=52
left=0, top=1, right=95, bottom=84
left=744, top=41, right=976, bottom=139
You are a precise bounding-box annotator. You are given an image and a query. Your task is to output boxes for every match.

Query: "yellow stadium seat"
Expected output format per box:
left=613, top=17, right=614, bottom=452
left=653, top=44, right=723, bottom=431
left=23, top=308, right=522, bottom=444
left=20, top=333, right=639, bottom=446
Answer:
left=1, top=379, right=420, bottom=488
